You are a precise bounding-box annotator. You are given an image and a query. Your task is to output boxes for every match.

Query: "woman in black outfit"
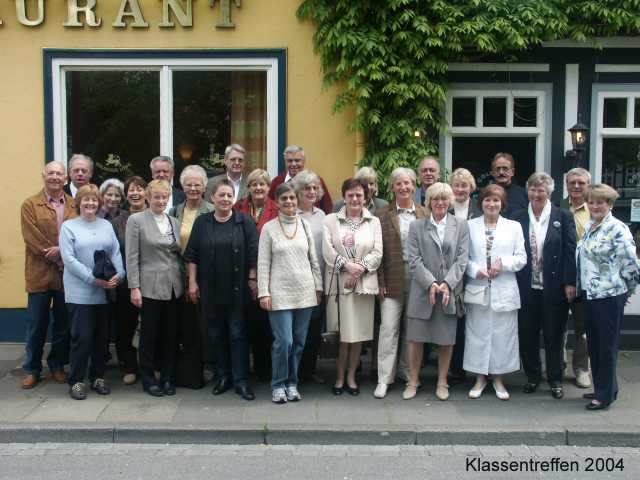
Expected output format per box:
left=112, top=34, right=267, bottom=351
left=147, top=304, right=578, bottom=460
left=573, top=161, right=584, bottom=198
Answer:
left=184, top=178, right=259, bottom=401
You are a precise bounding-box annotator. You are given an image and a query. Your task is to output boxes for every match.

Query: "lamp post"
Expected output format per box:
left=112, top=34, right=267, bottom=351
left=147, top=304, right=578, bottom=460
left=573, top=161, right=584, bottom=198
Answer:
left=566, top=120, right=590, bottom=169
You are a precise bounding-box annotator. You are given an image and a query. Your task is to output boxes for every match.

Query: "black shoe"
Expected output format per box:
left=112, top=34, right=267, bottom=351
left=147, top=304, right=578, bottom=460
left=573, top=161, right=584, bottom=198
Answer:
left=582, top=393, right=596, bottom=400
left=551, top=387, right=564, bottom=399
left=332, top=385, right=344, bottom=396
left=144, top=384, right=164, bottom=397
left=522, top=382, right=539, bottom=394
left=163, top=381, right=176, bottom=396
left=69, top=382, right=87, bottom=400
left=90, top=378, right=111, bottom=395
left=212, top=377, right=233, bottom=395
left=586, top=401, right=610, bottom=411
left=346, top=385, right=360, bottom=396
left=235, top=385, right=255, bottom=401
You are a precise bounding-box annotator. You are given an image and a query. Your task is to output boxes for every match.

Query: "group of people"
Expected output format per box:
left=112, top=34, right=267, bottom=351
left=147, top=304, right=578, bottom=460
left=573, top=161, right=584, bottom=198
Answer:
left=21, top=147, right=639, bottom=411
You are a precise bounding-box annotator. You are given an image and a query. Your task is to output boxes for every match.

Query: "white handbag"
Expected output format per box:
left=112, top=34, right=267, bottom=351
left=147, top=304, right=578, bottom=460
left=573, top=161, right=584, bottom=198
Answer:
left=464, top=284, right=488, bottom=306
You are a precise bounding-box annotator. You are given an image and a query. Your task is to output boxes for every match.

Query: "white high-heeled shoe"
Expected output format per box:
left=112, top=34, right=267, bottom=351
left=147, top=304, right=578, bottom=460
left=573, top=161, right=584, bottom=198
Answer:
left=493, top=380, right=510, bottom=401
left=468, top=378, right=487, bottom=399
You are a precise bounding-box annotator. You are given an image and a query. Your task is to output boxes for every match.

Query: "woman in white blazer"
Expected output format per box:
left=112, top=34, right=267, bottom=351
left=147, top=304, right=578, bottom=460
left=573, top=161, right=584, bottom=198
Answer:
left=463, top=184, right=526, bottom=401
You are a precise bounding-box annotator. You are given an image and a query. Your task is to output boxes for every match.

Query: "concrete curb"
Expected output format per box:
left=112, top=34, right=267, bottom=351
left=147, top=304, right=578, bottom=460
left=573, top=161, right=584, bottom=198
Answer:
left=1, top=424, right=639, bottom=446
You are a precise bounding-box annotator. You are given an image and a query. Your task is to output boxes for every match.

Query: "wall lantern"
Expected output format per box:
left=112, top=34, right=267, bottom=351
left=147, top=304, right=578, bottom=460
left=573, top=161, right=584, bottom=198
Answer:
left=565, top=119, right=590, bottom=169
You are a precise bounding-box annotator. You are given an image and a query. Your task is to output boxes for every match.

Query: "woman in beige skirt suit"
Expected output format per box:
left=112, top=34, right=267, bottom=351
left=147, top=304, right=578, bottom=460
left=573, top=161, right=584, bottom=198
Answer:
left=323, top=178, right=383, bottom=396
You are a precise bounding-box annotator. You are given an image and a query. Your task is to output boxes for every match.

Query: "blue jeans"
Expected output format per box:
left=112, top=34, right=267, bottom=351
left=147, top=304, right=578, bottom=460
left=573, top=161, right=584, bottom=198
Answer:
left=269, top=307, right=313, bottom=389
left=23, top=291, right=69, bottom=375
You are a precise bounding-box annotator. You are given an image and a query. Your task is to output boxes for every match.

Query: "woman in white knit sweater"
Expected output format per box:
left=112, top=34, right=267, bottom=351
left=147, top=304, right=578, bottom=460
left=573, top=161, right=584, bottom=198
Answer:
left=258, top=183, right=323, bottom=404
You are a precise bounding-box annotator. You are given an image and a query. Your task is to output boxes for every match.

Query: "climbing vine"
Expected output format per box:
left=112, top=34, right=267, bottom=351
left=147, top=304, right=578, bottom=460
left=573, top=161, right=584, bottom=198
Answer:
left=297, top=0, right=640, bottom=193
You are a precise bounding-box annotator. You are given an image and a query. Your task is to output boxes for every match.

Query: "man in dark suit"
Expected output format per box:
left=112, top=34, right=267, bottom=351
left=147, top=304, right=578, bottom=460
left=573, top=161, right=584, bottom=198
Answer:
left=63, top=154, right=93, bottom=198
left=514, top=172, right=576, bottom=399
left=205, top=144, right=249, bottom=204
left=149, top=155, right=185, bottom=213
left=267, top=145, right=333, bottom=214
left=491, top=152, right=528, bottom=219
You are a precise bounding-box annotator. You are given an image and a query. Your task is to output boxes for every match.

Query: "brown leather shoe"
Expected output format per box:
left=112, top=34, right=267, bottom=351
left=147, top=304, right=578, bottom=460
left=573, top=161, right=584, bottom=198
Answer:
left=22, top=374, right=39, bottom=389
left=49, top=370, right=68, bottom=384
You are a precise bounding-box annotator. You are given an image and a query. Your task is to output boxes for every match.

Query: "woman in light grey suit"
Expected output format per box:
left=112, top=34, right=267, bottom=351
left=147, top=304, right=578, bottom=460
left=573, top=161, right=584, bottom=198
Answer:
left=405, top=183, right=469, bottom=401
left=126, top=180, right=185, bottom=397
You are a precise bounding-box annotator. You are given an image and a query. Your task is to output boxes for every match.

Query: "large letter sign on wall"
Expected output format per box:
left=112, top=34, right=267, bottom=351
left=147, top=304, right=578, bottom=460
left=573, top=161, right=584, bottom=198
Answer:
left=160, top=0, right=193, bottom=28
left=64, top=0, right=101, bottom=27
left=16, top=0, right=45, bottom=27
left=113, top=0, right=149, bottom=28
left=210, top=0, right=240, bottom=29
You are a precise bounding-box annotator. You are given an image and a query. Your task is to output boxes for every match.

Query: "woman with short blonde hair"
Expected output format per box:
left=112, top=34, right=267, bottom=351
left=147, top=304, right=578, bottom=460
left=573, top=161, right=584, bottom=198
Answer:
left=577, top=183, right=639, bottom=410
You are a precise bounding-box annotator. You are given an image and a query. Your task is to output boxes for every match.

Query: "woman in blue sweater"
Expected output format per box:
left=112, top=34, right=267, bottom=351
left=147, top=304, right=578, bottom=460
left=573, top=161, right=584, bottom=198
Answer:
left=60, top=184, right=125, bottom=400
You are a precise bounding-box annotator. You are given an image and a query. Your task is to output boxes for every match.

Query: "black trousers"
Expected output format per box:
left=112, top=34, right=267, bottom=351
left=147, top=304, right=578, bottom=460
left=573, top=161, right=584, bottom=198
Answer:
left=246, top=299, right=272, bottom=379
left=115, top=285, right=139, bottom=374
left=67, top=303, right=109, bottom=385
left=300, top=300, right=325, bottom=378
left=140, top=295, right=180, bottom=388
left=518, top=289, right=569, bottom=386
left=584, top=293, right=626, bottom=404
left=450, top=315, right=466, bottom=375
left=207, top=303, right=249, bottom=387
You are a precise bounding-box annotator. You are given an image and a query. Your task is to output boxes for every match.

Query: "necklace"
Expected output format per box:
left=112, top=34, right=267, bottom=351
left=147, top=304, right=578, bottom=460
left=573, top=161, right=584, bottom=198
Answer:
left=250, top=203, right=264, bottom=223
left=278, top=216, right=298, bottom=240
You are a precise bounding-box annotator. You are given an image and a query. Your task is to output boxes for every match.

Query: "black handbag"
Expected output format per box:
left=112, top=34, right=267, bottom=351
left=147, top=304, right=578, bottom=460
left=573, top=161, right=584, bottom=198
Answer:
left=93, top=250, right=118, bottom=303
left=319, top=258, right=341, bottom=359
left=93, top=250, right=117, bottom=280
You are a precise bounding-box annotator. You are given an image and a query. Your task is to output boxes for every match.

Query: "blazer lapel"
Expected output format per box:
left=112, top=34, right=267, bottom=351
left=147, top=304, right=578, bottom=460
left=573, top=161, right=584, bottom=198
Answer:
left=543, top=206, right=559, bottom=250
left=442, top=214, right=457, bottom=254
left=425, top=219, right=441, bottom=250
left=388, top=204, right=401, bottom=237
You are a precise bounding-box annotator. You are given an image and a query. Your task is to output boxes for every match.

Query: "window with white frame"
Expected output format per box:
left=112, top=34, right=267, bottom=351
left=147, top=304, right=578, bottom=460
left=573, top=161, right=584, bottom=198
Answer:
left=442, top=87, right=549, bottom=187
left=593, top=91, right=640, bottom=223
left=50, top=56, right=280, bottom=183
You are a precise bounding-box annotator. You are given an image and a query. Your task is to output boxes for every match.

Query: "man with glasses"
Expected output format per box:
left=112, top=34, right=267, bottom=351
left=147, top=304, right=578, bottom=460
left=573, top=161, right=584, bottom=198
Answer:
left=490, top=152, right=528, bottom=218
left=561, top=167, right=592, bottom=389
left=414, top=155, right=441, bottom=206
left=268, top=145, right=333, bottom=214
left=205, top=144, right=248, bottom=204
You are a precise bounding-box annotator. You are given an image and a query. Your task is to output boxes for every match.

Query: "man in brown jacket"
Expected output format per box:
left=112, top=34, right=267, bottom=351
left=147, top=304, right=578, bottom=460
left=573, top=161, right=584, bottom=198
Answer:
left=20, top=161, right=76, bottom=388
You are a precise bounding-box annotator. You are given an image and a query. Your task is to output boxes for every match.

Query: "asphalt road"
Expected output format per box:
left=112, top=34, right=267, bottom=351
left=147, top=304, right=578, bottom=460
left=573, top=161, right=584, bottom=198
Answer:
left=1, top=443, right=639, bottom=480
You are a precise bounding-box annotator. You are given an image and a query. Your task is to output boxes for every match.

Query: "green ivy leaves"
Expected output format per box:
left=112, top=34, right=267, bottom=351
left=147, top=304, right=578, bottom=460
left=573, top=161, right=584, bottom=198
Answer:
left=297, top=0, right=640, bottom=196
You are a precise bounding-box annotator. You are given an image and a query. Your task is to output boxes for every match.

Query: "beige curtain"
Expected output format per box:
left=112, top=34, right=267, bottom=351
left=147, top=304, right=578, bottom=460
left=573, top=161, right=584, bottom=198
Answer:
left=230, top=71, right=267, bottom=171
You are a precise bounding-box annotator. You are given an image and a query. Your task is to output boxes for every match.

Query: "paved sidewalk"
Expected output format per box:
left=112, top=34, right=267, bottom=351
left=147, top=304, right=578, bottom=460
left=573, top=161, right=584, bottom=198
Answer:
left=1, top=344, right=639, bottom=446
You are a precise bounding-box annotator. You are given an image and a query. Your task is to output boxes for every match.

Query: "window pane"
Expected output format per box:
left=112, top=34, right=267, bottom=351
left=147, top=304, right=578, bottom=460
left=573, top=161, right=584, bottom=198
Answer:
left=452, top=97, right=475, bottom=127
left=66, top=71, right=160, bottom=184
left=482, top=97, right=506, bottom=127
left=602, top=138, right=640, bottom=222
left=603, top=98, right=627, bottom=128
left=513, top=97, right=537, bottom=127
left=635, top=98, right=640, bottom=128
left=173, top=70, right=267, bottom=179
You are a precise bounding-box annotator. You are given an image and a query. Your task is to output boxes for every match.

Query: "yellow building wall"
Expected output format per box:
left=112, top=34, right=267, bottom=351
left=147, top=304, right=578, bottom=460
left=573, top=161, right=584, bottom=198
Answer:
left=0, top=0, right=356, bottom=308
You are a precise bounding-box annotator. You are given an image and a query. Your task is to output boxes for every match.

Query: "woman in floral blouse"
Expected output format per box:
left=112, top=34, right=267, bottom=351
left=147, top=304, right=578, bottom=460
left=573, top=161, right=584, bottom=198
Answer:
left=577, top=184, right=640, bottom=411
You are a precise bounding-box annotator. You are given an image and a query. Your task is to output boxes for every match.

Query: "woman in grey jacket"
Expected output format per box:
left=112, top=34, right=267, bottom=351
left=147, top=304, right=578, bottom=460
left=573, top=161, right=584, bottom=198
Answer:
left=404, top=183, right=469, bottom=401
left=126, top=180, right=184, bottom=397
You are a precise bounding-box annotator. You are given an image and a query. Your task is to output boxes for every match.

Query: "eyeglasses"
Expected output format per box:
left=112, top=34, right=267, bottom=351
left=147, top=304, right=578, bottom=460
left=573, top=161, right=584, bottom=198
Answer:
left=492, top=166, right=512, bottom=173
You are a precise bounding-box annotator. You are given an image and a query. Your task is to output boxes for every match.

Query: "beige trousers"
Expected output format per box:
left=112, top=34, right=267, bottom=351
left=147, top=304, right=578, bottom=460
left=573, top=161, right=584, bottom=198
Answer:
left=377, top=264, right=411, bottom=385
